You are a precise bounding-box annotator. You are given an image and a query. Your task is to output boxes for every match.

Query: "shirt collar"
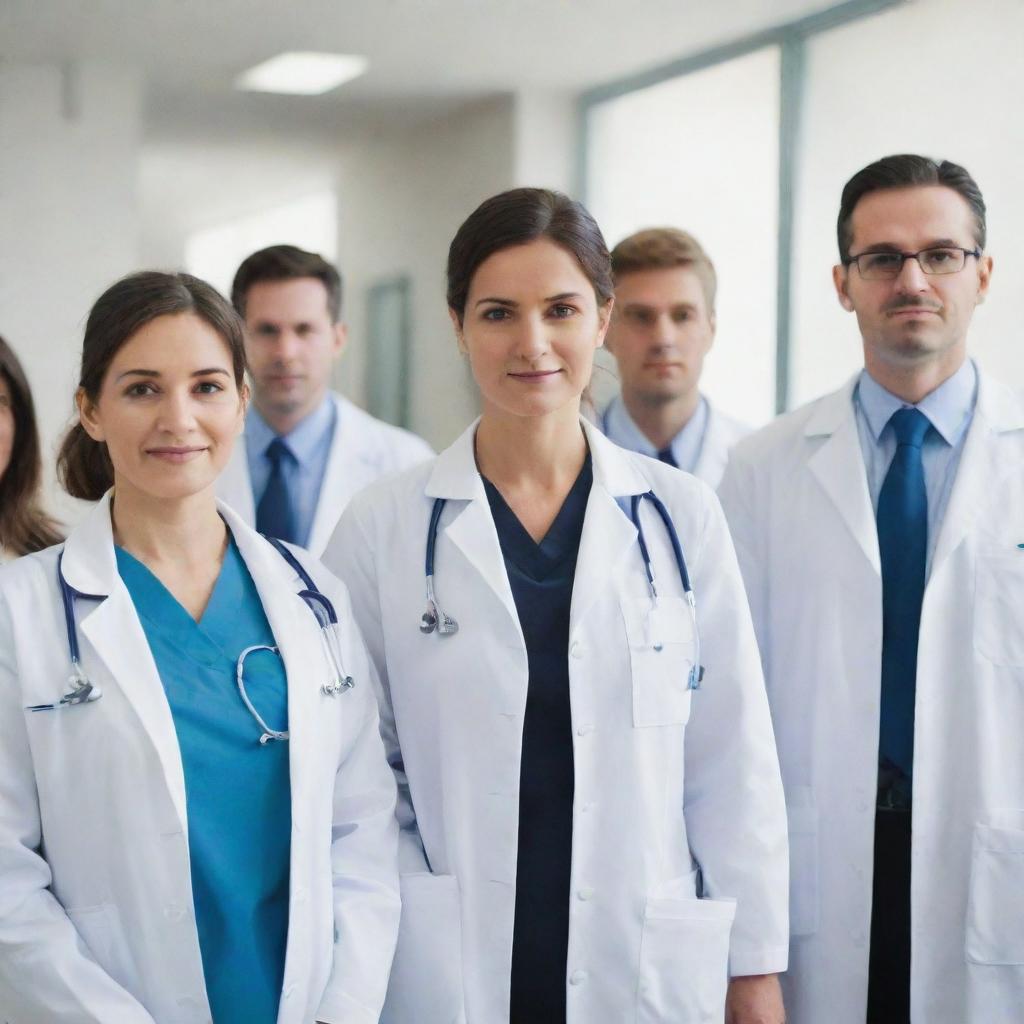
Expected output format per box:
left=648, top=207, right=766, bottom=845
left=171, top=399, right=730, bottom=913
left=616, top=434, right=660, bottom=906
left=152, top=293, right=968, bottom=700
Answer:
left=246, top=394, right=336, bottom=467
left=855, top=359, right=977, bottom=447
left=603, top=394, right=709, bottom=465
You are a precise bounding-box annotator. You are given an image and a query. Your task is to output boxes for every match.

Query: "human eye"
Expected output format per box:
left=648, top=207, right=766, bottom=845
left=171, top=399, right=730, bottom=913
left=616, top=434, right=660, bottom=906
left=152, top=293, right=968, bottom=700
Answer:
left=125, top=381, right=157, bottom=397
left=549, top=303, right=578, bottom=319
left=672, top=309, right=692, bottom=323
left=195, top=380, right=225, bottom=395
left=921, top=247, right=958, bottom=270
left=481, top=307, right=511, bottom=322
left=625, top=308, right=654, bottom=326
left=862, top=252, right=901, bottom=272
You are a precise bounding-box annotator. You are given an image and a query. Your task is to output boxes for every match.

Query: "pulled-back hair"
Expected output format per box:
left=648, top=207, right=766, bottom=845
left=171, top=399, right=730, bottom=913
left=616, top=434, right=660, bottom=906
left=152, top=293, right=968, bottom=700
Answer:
left=57, top=272, right=246, bottom=502
left=0, top=337, right=62, bottom=555
left=837, top=154, right=986, bottom=261
left=447, top=188, right=613, bottom=323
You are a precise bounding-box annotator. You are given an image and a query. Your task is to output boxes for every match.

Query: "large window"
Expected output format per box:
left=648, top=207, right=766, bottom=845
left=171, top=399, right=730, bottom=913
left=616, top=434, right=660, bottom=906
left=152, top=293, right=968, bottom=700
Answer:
left=585, top=48, right=781, bottom=427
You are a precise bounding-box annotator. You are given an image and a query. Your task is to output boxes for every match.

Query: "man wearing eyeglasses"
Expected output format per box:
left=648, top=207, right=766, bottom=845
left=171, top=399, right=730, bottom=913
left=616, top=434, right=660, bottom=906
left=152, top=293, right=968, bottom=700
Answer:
left=720, top=155, right=1024, bottom=1024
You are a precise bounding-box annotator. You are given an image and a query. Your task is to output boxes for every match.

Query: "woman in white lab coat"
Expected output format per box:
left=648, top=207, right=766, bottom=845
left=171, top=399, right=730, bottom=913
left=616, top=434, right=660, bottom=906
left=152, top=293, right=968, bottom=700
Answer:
left=324, top=189, right=788, bottom=1024
left=0, top=272, right=400, bottom=1023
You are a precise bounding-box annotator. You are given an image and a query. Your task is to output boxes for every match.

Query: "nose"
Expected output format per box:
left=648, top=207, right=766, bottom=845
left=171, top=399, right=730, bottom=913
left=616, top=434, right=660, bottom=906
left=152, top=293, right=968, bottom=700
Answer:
left=652, top=312, right=676, bottom=348
left=514, top=315, right=549, bottom=361
left=270, top=329, right=301, bottom=364
left=157, top=387, right=198, bottom=436
left=894, top=254, right=930, bottom=294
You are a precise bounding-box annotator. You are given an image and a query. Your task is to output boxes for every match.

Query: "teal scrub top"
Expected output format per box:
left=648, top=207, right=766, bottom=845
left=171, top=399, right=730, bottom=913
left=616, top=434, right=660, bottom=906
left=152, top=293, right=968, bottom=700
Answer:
left=116, top=536, right=291, bottom=1024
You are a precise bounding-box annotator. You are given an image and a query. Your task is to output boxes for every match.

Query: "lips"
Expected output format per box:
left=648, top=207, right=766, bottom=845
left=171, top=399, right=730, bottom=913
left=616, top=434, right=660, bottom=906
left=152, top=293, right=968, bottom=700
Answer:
left=146, top=447, right=207, bottom=463
left=508, top=370, right=561, bottom=380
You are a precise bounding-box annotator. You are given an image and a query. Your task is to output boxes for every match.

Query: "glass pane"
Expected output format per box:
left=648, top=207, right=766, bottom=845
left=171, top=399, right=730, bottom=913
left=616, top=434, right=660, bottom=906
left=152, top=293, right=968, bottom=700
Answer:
left=585, top=46, right=781, bottom=427
left=366, top=277, right=411, bottom=428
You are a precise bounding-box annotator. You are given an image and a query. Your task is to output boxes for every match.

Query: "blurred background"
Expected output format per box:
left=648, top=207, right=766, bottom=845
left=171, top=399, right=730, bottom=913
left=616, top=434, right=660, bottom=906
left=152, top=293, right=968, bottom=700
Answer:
left=2, top=0, right=1022, bottom=520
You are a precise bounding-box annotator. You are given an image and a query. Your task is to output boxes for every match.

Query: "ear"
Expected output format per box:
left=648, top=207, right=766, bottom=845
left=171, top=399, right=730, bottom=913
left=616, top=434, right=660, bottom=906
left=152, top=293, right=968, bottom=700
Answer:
left=77, top=388, right=105, bottom=442
left=332, top=322, right=348, bottom=357
left=448, top=307, right=468, bottom=355
left=237, top=381, right=251, bottom=435
left=595, top=297, right=614, bottom=350
left=833, top=263, right=855, bottom=312
left=975, top=254, right=994, bottom=305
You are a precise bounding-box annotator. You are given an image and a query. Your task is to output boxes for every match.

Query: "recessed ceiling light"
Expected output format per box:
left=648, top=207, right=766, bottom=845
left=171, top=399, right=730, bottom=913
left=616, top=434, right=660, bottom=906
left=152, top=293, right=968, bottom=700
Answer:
left=236, top=52, right=369, bottom=96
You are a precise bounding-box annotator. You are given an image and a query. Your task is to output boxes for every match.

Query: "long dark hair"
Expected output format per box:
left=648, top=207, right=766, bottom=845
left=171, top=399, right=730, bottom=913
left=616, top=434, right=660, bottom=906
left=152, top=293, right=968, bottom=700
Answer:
left=57, top=272, right=247, bottom=501
left=446, top=188, right=613, bottom=323
left=0, top=336, right=62, bottom=556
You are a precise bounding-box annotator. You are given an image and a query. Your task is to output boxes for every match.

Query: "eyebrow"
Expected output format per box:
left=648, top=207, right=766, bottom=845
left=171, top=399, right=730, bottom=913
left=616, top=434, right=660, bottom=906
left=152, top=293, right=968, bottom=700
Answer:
left=623, top=301, right=698, bottom=311
left=857, top=238, right=962, bottom=253
left=474, top=291, right=585, bottom=308
left=116, top=367, right=231, bottom=382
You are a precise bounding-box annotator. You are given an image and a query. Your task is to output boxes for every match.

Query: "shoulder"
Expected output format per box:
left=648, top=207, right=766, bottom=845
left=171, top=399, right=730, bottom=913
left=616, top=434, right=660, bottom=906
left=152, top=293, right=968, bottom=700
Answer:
left=0, top=543, right=62, bottom=620
left=707, top=404, right=754, bottom=445
left=333, top=394, right=434, bottom=466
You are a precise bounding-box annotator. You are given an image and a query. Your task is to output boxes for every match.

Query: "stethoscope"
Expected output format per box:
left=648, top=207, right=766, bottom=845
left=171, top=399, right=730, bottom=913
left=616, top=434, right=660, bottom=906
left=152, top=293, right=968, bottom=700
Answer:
left=419, top=490, right=703, bottom=690
left=29, top=539, right=355, bottom=736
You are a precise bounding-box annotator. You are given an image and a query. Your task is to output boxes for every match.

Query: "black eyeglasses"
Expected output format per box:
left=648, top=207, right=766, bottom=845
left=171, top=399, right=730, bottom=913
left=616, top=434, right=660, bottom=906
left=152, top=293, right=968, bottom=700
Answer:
left=844, top=246, right=982, bottom=280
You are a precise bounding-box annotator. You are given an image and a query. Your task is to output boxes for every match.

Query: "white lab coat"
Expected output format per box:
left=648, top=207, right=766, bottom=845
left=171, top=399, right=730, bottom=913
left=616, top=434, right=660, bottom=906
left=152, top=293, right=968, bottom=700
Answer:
left=324, top=419, right=788, bottom=1024
left=598, top=398, right=751, bottom=489
left=218, top=392, right=434, bottom=556
left=0, top=495, right=401, bottom=1024
left=717, top=371, right=1024, bottom=1024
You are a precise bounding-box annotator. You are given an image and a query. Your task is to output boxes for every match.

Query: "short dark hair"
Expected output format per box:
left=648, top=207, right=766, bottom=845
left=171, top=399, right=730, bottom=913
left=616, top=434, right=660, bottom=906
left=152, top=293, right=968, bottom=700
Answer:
left=0, top=336, right=62, bottom=555
left=446, top=188, right=613, bottom=324
left=57, top=272, right=247, bottom=502
left=837, top=154, right=987, bottom=261
left=231, top=244, right=343, bottom=322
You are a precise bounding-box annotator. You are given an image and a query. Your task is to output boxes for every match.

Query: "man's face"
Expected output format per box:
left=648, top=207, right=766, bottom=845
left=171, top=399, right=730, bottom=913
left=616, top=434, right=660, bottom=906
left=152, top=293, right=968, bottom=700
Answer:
left=605, top=266, right=715, bottom=407
left=242, top=277, right=346, bottom=421
left=833, top=185, right=992, bottom=372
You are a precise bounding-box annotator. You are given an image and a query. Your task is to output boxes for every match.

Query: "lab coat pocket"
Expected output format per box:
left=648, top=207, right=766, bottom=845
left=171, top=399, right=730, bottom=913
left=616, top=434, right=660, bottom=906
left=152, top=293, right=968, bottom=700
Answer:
left=787, top=792, right=819, bottom=937
left=66, top=902, right=138, bottom=993
left=621, top=596, right=694, bottom=728
left=636, top=895, right=736, bottom=1023
left=382, top=872, right=465, bottom=1024
left=974, top=552, right=1024, bottom=667
left=965, top=823, right=1024, bottom=965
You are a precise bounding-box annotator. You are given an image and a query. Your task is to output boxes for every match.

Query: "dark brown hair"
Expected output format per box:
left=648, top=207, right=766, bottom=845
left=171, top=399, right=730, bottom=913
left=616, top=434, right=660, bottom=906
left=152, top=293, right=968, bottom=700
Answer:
left=0, top=337, right=62, bottom=555
left=838, top=154, right=986, bottom=262
left=610, top=227, right=717, bottom=311
left=446, top=188, right=613, bottom=324
left=57, top=272, right=247, bottom=502
left=231, top=244, right=343, bottom=322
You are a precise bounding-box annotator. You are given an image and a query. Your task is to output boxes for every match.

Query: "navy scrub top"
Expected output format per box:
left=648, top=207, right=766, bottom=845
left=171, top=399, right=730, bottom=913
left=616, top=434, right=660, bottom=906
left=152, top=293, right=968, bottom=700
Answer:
left=482, top=453, right=593, bottom=1024
left=116, top=535, right=291, bottom=1024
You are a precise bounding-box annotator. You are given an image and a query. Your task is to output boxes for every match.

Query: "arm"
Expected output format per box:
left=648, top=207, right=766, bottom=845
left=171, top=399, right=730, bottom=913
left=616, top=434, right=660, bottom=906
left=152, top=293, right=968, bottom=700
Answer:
left=323, top=503, right=430, bottom=874
left=682, top=489, right=789, bottom=977
left=0, top=589, right=156, bottom=1023
left=316, top=582, right=401, bottom=1023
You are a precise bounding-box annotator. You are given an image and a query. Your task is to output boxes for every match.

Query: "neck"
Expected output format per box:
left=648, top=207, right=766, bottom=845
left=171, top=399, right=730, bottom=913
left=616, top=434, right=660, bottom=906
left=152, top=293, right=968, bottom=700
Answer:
left=863, top=345, right=967, bottom=405
left=475, top=402, right=587, bottom=489
left=621, top=387, right=701, bottom=451
left=110, top=481, right=227, bottom=569
left=254, top=387, right=327, bottom=437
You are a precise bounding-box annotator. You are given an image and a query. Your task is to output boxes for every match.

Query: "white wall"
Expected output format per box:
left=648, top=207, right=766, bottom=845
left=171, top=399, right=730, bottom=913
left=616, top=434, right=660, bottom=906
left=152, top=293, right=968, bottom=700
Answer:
left=0, top=61, right=142, bottom=519
left=790, top=0, right=1024, bottom=405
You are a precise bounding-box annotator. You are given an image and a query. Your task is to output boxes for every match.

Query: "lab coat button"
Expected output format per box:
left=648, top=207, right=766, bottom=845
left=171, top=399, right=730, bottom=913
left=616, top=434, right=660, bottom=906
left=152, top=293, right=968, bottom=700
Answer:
left=853, top=931, right=866, bottom=948
left=569, top=969, right=588, bottom=985
left=577, top=887, right=594, bottom=901
left=164, top=903, right=186, bottom=922
left=284, top=983, right=297, bottom=1000
left=576, top=724, right=593, bottom=737
left=570, top=642, right=584, bottom=659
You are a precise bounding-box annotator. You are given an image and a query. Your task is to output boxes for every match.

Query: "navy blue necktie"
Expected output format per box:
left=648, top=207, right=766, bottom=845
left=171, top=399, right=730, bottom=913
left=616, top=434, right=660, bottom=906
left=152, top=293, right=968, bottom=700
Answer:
left=256, top=438, right=298, bottom=545
left=876, top=407, right=930, bottom=781
left=657, top=446, right=678, bottom=468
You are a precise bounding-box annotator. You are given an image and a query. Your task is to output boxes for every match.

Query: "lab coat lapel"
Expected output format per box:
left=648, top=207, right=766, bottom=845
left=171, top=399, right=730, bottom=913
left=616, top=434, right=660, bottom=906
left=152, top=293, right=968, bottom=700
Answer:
left=570, top=423, right=646, bottom=638
left=62, top=495, right=189, bottom=833
left=222, top=505, right=321, bottom=823
left=930, top=373, right=1024, bottom=577
left=805, top=381, right=880, bottom=575
left=308, top=394, right=367, bottom=555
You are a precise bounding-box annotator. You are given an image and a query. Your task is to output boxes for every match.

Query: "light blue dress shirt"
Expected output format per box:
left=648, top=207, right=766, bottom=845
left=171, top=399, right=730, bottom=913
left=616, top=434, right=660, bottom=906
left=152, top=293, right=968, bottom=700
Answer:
left=116, top=536, right=291, bottom=1023
left=853, top=359, right=977, bottom=575
left=602, top=394, right=710, bottom=471
left=246, top=396, right=337, bottom=549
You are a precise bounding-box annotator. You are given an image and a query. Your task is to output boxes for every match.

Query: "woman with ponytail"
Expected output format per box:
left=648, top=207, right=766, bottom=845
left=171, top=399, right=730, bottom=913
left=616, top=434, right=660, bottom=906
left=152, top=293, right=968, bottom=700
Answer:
left=0, top=272, right=400, bottom=1023
left=0, top=337, right=61, bottom=560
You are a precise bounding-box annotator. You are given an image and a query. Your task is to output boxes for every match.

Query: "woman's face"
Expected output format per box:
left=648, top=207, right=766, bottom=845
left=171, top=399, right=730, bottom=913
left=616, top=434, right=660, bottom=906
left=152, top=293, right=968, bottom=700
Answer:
left=79, top=313, right=246, bottom=503
left=0, top=374, right=14, bottom=484
left=452, top=237, right=611, bottom=422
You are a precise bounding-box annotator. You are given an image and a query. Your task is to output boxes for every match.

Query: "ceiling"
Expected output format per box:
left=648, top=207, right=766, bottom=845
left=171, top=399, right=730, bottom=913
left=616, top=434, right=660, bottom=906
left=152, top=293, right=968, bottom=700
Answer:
left=4, top=0, right=842, bottom=124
